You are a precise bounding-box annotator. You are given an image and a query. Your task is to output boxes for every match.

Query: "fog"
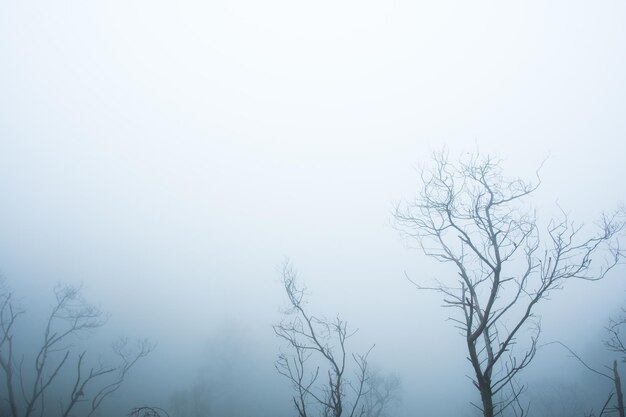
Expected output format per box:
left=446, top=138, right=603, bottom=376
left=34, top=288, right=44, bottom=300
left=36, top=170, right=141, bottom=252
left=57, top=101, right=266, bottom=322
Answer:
left=1, top=1, right=625, bottom=416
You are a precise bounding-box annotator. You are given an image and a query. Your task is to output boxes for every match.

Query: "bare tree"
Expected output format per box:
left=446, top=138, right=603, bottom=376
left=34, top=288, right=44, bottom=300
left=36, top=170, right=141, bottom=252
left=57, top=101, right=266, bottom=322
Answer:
left=0, top=283, right=153, bottom=417
left=273, top=262, right=374, bottom=417
left=394, top=150, right=623, bottom=417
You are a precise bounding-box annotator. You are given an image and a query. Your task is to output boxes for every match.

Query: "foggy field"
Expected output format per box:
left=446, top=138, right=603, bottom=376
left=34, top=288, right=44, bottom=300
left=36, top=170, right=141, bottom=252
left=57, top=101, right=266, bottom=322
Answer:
left=1, top=2, right=626, bottom=417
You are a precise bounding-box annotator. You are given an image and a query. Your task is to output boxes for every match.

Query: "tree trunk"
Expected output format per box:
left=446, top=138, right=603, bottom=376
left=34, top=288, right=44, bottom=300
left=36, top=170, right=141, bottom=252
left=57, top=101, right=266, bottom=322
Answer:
left=479, top=384, right=494, bottom=417
left=613, top=360, right=625, bottom=417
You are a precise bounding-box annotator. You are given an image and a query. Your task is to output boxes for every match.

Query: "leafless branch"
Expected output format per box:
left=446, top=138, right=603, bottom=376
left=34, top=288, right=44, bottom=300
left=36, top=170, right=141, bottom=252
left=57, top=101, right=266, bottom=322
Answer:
left=0, top=283, right=153, bottom=417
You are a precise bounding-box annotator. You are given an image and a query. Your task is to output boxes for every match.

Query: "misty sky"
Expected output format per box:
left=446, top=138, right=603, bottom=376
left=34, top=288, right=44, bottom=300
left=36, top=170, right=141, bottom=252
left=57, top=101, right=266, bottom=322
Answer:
left=1, top=2, right=625, bottom=416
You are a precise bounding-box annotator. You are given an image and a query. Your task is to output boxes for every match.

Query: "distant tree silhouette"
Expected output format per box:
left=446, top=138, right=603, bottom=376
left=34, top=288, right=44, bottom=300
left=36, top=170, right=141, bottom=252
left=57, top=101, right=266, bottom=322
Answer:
left=169, top=375, right=211, bottom=417
left=361, top=369, right=401, bottom=417
left=129, top=406, right=171, bottom=417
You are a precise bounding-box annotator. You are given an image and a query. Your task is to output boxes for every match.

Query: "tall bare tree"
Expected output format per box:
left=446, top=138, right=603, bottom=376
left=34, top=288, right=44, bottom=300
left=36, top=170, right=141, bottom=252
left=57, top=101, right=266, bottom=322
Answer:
left=0, top=283, right=153, bottom=417
left=273, top=263, right=374, bottom=417
left=394, top=150, right=622, bottom=417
